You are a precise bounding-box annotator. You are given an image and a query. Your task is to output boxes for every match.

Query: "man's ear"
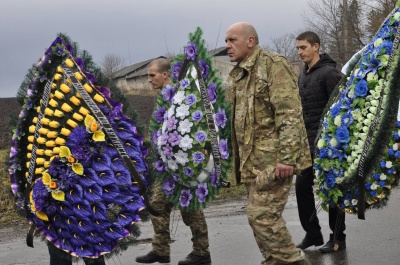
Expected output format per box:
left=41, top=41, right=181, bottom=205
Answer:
left=313, top=42, right=320, bottom=52
left=162, top=71, right=168, bottom=79
left=247, top=36, right=255, bottom=48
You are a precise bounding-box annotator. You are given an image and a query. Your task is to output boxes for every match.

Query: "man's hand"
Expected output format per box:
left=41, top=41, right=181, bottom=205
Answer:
left=275, top=163, right=294, bottom=179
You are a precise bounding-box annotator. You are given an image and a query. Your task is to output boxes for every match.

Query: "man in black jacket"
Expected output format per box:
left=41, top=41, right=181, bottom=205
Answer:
left=295, top=31, right=346, bottom=253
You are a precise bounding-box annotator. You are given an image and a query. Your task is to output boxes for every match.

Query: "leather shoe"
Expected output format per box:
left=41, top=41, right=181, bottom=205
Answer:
left=135, top=251, right=170, bottom=263
left=178, top=253, right=211, bottom=265
left=319, top=239, right=346, bottom=253
left=296, top=237, right=324, bottom=250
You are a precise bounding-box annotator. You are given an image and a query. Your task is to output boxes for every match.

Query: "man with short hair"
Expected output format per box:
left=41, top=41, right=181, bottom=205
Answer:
left=226, top=22, right=311, bottom=265
left=135, top=57, right=211, bottom=265
left=295, top=31, right=346, bottom=253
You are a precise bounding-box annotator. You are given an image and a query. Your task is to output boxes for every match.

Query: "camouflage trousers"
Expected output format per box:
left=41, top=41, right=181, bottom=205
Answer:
left=149, top=182, right=210, bottom=256
left=244, top=166, right=305, bottom=265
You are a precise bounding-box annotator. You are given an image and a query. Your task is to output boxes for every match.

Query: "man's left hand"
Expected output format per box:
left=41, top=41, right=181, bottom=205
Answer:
left=275, top=163, right=294, bottom=179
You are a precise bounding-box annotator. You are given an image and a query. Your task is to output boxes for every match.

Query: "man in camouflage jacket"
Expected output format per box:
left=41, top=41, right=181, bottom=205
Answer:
left=225, top=22, right=311, bottom=265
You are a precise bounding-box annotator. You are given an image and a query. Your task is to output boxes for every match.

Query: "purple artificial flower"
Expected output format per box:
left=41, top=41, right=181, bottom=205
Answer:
left=166, top=117, right=178, bottom=131
left=192, top=151, right=205, bottom=164
left=151, top=129, right=161, bottom=145
left=207, top=83, right=217, bottom=104
left=68, top=127, right=89, bottom=145
left=163, top=145, right=173, bottom=158
left=195, top=131, right=207, bottom=143
left=38, top=70, right=47, bottom=83
left=184, top=167, right=194, bottom=177
left=154, top=106, right=167, bottom=123
left=25, top=99, right=34, bottom=110
left=179, top=189, right=193, bottom=207
left=154, top=159, right=166, bottom=172
left=219, top=139, right=229, bottom=159
left=210, top=168, right=217, bottom=188
left=195, top=183, right=209, bottom=203
left=199, top=59, right=210, bottom=79
left=171, top=61, right=182, bottom=81
left=159, top=133, right=169, bottom=145
left=162, top=84, right=175, bottom=103
left=185, top=94, right=197, bottom=106
left=168, top=131, right=181, bottom=146
left=162, top=178, right=175, bottom=195
left=192, top=110, right=204, bottom=122
left=172, top=174, right=181, bottom=182
left=52, top=44, right=65, bottom=56
left=215, top=109, right=227, bottom=128
left=180, top=78, right=190, bottom=89
left=184, top=42, right=198, bottom=61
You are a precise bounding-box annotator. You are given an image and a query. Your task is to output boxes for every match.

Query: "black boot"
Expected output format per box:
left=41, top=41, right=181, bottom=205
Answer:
left=178, top=253, right=211, bottom=265
left=135, top=251, right=170, bottom=264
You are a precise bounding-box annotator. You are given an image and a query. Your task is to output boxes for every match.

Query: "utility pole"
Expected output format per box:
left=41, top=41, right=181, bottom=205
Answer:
left=343, top=0, right=349, bottom=62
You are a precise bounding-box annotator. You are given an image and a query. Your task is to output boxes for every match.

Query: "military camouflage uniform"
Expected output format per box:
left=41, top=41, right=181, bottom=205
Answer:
left=149, top=180, right=210, bottom=257
left=228, top=45, right=311, bottom=265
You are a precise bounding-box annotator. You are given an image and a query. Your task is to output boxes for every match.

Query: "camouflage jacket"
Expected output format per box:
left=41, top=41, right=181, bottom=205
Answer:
left=227, top=45, right=311, bottom=182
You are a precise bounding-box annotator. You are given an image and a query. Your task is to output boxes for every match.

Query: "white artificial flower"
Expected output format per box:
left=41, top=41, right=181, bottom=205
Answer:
left=351, top=199, right=358, bottom=205
left=353, top=68, right=359, bottom=77
left=393, top=143, right=398, bottom=151
left=394, top=12, right=400, bottom=21
left=167, top=105, right=175, bottom=118
left=179, top=135, right=193, bottom=151
left=364, top=119, right=371, bottom=126
left=359, top=133, right=367, bottom=141
left=336, top=177, right=344, bottom=184
left=370, top=100, right=379, bottom=107
left=175, top=104, right=190, bottom=119
left=334, top=115, right=342, bottom=126
left=361, top=108, right=369, bottom=116
left=348, top=88, right=354, bottom=98
left=344, top=200, right=350, bottom=206
left=369, top=106, right=377, bottom=114
left=178, top=119, right=193, bottom=134
left=380, top=173, right=387, bottom=181
left=173, top=91, right=186, bottom=104
left=365, top=102, right=371, bottom=108
left=374, top=38, right=383, bottom=47
left=366, top=72, right=378, bottom=82
left=371, top=183, right=379, bottom=190
left=329, top=138, right=338, bottom=148
left=362, top=126, right=370, bottom=133
left=174, top=150, right=189, bottom=165
left=317, top=139, right=325, bottom=149
left=367, top=113, right=375, bottom=120
left=167, top=160, right=178, bottom=171
left=386, top=161, right=393, bottom=168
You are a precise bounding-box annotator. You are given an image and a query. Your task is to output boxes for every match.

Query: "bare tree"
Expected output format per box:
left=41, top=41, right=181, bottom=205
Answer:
left=100, top=53, right=127, bottom=79
left=262, top=33, right=299, bottom=63
left=360, top=0, right=398, bottom=35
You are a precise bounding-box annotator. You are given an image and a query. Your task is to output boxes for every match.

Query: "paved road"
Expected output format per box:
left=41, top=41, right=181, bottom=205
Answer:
left=1, top=188, right=400, bottom=265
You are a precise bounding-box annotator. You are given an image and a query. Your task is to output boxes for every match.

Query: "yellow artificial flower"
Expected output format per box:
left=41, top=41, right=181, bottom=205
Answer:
left=47, top=131, right=58, bottom=138
left=54, top=109, right=64, bottom=118
left=30, top=204, right=36, bottom=211
left=41, top=117, right=50, bottom=125
left=27, top=153, right=31, bottom=159
left=29, top=190, right=33, bottom=202
left=42, top=172, right=51, bottom=185
left=48, top=98, right=58, bottom=108
left=49, top=181, right=57, bottom=189
left=35, top=167, right=44, bottom=174
left=27, top=144, right=33, bottom=151
left=46, top=140, right=56, bottom=148
left=93, top=130, right=106, bottom=142
left=55, top=137, right=66, bottom=146
left=90, top=123, right=98, bottom=132
left=44, top=108, right=54, bottom=116
left=28, top=136, right=34, bottom=142
left=36, top=211, right=49, bottom=221
left=51, top=83, right=57, bottom=89
left=53, top=147, right=60, bottom=155
left=54, top=73, right=62, bottom=81
left=66, top=119, right=78, bottom=128
left=83, top=83, right=93, bottom=93
left=93, top=94, right=104, bottom=103
left=60, top=84, right=71, bottom=93
left=49, top=121, right=60, bottom=129
left=72, top=113, right=83, bottom=121
left=70, top=96, right=81, bottom=106
left=59, top=146, right=71, bottom=158
left=65, top=58, right=74, bottom=68
left=84, top=115, right=96, bottom=129
left=61, top=103, right=72, bottom=112
left=76, top=92, right=82, bottom=99
left=72, top=163, right=84, bottom=175
left=36, top=149, right=44, bottom=156
left=54, top=90, right=64, bottom=100
left=29, top=125, right=36, bottom=133
left=38, top=127, right=49, bottom=135
left=36, top=106, right=40, bottom=113
left=68, top=156, right=76, bottom=163
left=57, top=66, right=63, bottom=73
left=52, top=190, right=65, bottom=201
left=44, top=161, right=51, bottom=168
left=36, top=158, right=45, bottom=165
left=74, top=72, right=83, bottom=81
left=37, top=137, right=47, bottom=144
left=32, top=117, right=38, bottom=124
left=60, top=128, right=71, bottom=137
left=44, top=150, right=53, bottom=157
left=79, top=107, right=89, bottom=116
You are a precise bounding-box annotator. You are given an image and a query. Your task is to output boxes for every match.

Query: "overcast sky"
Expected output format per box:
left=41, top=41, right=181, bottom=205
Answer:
left=0, top=0, right=310, bottom=98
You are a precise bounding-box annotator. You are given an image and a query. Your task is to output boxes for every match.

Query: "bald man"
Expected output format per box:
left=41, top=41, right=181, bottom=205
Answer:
left=226, top=22, right=311, bottom=265
left=136, top=58, right=211, bottom=265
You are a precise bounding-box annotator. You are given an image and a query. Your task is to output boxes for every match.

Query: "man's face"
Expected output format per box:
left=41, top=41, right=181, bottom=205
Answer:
left=147, top=64, right=166, bottom=90
left=225, top=26, right=251, bottom=63
left=296, top=39, right=319, bottom=65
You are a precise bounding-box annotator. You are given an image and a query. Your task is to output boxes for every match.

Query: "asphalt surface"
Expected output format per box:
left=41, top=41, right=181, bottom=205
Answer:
left=1, top=187, right=400, bottom=265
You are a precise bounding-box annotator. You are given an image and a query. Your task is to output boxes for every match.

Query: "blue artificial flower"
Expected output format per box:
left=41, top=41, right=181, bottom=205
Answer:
left=185, top=94, right=197, bottom=106
left=180, top=78, right=190, bottom=89
left=365, top=183, right=372, bottom=190
left=396, top=121, right=400, bottom=128
left=370, top=190, right=377, bottom=197
left=341, top=112, right=354, bottom=127
left=330, top=103, right=341, bottom=118
left=354, top=79, right=369, bottom=98
left=394, top=132, right=400, bottom=140
left=395, top=151, right=400, bottom=158
left=195, top=131, right=207, bottom=143
left=373, top=174, right=380, bottom=181
left=335, top=127, right=350, bottom=144
left=362, top=56, right=382, bottom=75
left=325, top=174, right=336, bottom=189
left=192, top=151, right=205, bottom=164
left=380, top=161, right=386, bottom=168
left=388, top=149, right=395, bottom=156
left=379, top=181, right=387, bottom=187
left=192, top=110, right=204, bottom=122
left=388, top=168, right=395, bottom=174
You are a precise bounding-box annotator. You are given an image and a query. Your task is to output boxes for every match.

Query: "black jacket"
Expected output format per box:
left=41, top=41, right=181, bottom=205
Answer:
left=298, top=53, right=342, bottom=153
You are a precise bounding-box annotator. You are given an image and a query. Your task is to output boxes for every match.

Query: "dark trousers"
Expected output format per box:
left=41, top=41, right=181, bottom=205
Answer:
left=295, top=166, right=346, bottom=242
left=48, top=243, right=106, bottom=265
